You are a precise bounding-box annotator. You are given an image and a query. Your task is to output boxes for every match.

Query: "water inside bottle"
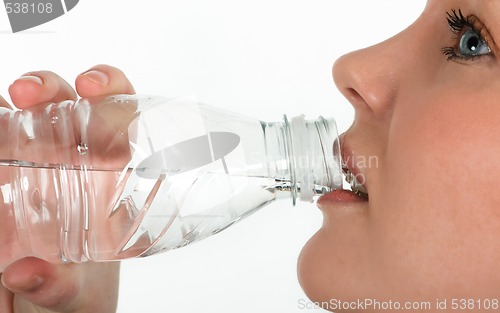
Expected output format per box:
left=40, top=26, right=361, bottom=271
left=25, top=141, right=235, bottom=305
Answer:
left=0, top=159, right=289, bottom=266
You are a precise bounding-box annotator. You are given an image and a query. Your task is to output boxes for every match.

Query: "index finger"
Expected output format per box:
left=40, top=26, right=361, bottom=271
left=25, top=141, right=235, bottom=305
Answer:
left=75, top=64, right=135, bottom=98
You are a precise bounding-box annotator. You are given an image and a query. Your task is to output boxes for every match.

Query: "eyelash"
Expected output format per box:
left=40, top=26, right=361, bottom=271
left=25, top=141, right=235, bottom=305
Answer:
left=441, top=9, right=493, bottom=62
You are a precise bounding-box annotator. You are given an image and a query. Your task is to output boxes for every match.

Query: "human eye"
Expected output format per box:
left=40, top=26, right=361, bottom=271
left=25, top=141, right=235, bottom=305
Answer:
left=441, top=9, right=493, bottom=62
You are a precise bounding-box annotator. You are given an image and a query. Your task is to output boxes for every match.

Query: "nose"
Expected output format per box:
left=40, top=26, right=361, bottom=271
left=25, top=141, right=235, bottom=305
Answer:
left=332, top=38, right=403, bottom=117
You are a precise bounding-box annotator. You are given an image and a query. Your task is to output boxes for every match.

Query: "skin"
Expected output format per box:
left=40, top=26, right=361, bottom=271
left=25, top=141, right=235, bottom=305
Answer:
left=0, top=64, right=135, bottom=313
left=298, top=0, right=500, bottom=311
left=7, top=1, right=500, bottom=310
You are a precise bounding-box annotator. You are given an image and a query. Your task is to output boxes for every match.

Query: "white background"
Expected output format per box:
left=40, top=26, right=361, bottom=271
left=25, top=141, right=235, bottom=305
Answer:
left=0, top=1, right=426, bottom=312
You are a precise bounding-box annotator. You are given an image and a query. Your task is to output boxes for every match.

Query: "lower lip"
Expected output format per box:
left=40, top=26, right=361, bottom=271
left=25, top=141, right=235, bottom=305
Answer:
left=317, top=189, right=368, bottom=206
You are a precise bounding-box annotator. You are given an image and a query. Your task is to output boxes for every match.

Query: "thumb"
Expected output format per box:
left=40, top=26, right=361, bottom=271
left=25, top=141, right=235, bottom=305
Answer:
left=2, top=258, right=120, bottom=313
left=1, top=257, right=84, bottom=311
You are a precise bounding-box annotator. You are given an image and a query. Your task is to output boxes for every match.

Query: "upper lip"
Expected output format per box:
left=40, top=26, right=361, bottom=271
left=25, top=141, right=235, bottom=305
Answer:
left=339, top=133, right=369, bottom=193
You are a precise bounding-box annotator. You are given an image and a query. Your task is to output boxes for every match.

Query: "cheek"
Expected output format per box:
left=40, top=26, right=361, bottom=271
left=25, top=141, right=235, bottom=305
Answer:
left=385, top=90, right=500, bottom=210
left=371, top=88, right=500, bottom=290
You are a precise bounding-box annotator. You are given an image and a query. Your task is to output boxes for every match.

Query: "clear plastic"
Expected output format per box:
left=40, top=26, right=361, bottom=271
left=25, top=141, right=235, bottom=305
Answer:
left=0, top=95, right=342, bottom=270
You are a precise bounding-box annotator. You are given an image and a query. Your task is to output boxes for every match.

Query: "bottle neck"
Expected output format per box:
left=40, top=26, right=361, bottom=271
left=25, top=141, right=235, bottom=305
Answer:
left=263, top=115, right=342, bottom=204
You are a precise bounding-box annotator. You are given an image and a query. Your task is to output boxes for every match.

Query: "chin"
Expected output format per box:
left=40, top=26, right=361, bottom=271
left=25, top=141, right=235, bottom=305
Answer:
left=296, top=229, right=350, bottom=305
left=297, top=227, right=388, bottom=308
left=297, top=230, right=324, bottom=302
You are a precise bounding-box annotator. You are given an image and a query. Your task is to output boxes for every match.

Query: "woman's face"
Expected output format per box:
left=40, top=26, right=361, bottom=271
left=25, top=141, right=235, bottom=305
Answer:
left=298, top=0, right=500, bottom=306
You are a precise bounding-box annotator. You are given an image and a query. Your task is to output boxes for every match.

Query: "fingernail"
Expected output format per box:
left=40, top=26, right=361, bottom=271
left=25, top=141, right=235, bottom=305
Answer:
left=82, top=70, right=109, bottom=86
left=2, top=274, right=44, bottom=293
left=17, top=75, right=43, bottom=85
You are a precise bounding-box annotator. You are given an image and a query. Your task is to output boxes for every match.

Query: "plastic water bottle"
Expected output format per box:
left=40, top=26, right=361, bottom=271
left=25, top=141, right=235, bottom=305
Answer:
left=0, top=95, right=342, bottom=270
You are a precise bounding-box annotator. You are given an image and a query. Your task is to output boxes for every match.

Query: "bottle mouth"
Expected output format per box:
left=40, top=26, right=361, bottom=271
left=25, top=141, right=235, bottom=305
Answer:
left=283, top=115, right=343, bottom=204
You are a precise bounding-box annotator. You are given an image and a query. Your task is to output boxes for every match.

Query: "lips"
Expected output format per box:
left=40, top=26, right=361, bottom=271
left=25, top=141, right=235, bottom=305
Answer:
left=341, top=133, right=369, bottom=199
left=318, top=133, right=369, bottom=206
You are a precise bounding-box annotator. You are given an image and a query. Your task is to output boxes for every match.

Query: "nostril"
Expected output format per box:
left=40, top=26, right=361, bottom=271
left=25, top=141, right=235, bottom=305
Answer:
left=346, top=88, right=360, bottom=99
left=344, top=87, right=371, bottom=111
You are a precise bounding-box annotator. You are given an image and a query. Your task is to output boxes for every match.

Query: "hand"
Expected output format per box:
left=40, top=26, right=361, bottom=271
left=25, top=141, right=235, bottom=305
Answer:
left=0, top=65, right=135, bottom=313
